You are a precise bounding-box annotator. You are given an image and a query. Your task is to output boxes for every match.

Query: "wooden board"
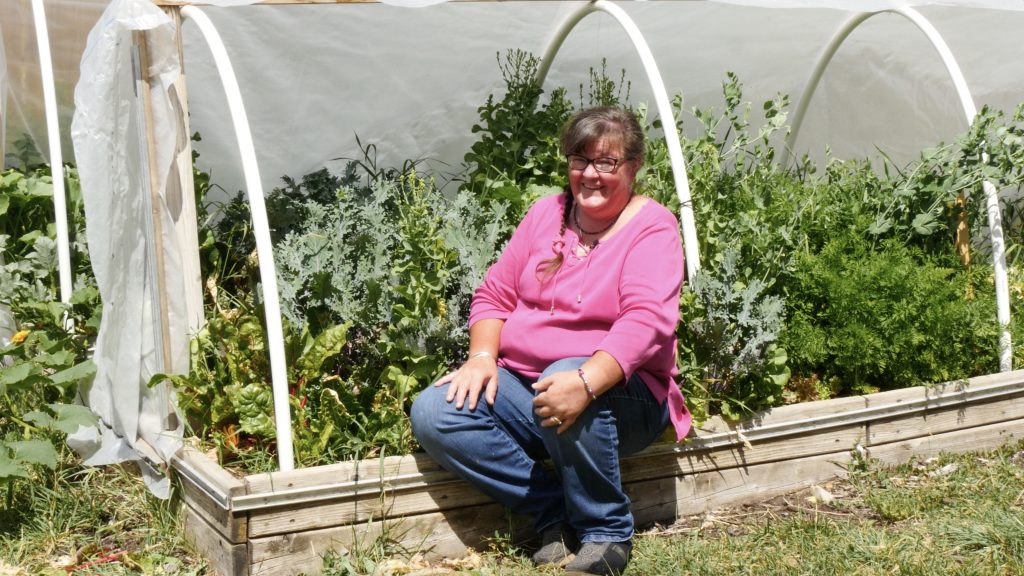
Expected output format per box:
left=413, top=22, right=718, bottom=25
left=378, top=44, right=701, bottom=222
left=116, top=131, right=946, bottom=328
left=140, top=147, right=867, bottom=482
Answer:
left=247, top=475, right=492, bottom=538
left=244, top=452, right=444, bottom=494
left=246, top=418, right=867, bottom=537
left=867, top=392, right=1024, bottom=446
left=182, top=505, right=248, bottom=576
left=623, top=448, right=854, bottom=525
left=694, top=394, right=870, bottom=435
left=868, top=416, right=1024, bottom=467
left=179, top=473, right=249, bottom=543
left=176, top=370, right=1024, bottom=574
left=624, top=421, right=864, bottom=480
left=248, top=504, right=532, bottom=576
left=172, top=447, right=248, bottom=543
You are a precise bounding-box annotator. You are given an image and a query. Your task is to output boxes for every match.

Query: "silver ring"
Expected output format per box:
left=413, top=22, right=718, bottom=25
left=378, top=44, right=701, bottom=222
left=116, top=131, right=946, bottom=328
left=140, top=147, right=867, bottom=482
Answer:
left=550, top=416, right=563, bottom=426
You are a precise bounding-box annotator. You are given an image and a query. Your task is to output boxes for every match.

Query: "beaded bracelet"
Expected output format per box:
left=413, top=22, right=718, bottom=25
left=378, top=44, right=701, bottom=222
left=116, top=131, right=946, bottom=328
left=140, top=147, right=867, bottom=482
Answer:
left=577, top=368, right=598, bottom=402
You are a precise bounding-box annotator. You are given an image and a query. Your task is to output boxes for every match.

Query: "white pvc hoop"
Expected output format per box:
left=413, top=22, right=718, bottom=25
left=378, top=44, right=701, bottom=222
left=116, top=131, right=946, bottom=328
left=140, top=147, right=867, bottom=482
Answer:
left=180, top=6, right=295, bottom=471
left=537, top=0, right=701, bottom=281
left=32, top=0, right=73, bottom=329
left=782, top=6, right=1012, bottom=371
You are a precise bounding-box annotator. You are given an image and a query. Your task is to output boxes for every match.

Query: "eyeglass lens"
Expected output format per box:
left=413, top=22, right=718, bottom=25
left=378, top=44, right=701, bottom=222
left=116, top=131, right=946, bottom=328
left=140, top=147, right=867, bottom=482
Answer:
left=567, top=155, right=619, bottom=173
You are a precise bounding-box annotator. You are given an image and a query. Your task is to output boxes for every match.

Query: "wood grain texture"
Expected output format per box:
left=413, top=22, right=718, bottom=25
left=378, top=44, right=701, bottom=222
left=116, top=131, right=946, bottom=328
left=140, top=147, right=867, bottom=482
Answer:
left=183, top=505, right=249, bottom=576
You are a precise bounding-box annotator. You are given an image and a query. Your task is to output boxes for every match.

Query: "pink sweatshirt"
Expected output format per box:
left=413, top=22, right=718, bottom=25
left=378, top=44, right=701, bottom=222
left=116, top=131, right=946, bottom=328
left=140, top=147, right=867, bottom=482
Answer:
left=469, top=193, right=692, bottom=441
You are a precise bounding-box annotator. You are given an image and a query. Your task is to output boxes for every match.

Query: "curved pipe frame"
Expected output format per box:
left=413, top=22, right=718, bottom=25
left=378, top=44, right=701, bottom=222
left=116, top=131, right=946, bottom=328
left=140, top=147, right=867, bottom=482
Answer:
left=32, top=0, right=73, bottom=328
left=180, top=6, right=295, bottom=471
left=782, top=6, right=1012, bottom=370
left=537, top=0, right=701, bottom=281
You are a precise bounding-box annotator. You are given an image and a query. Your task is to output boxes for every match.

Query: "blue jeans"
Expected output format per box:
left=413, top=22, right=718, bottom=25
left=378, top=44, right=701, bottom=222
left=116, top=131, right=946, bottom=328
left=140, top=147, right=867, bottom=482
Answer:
left=410, top=357, right=669, bottom=543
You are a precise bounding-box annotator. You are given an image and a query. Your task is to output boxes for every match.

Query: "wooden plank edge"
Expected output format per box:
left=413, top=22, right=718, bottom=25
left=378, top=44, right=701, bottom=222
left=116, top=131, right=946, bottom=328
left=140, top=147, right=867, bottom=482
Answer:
left=867, top=414, right=1024, bottom=467
left=248, top=503, right=533, bottom=575
left=867, top=392, right=1024, bottom=447
left=245, top=417, right=1024, bottom=566
left=172, top=446, right=249, bottom=543
left=182, top=504, right=249, bottom=576
left=245, top=420, right=866, bottom=538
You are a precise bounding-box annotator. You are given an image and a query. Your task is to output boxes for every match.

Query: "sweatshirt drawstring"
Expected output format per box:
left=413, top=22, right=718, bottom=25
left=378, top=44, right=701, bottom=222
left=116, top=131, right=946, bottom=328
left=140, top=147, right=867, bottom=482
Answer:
left=577, top=240, right=598, bottom=304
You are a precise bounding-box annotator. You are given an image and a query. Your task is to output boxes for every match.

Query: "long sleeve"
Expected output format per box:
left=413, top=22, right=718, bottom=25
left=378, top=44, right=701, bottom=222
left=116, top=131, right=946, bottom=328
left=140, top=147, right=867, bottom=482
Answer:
left=469, top=199, right=548, bottom=326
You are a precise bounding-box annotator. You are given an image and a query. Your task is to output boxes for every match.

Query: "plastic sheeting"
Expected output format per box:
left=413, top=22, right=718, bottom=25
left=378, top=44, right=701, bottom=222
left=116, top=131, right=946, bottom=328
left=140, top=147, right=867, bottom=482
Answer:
left=170, top=2, right=1024, bottom=198
left=0, top=22, right=7, bottom=164
left=0, top=24, right=11, bottom=349
left=1, top=0, right=107, bottom=167
left=6, top=1, right=1024, bottom=191
left=67, top=0, right=189, bottom=499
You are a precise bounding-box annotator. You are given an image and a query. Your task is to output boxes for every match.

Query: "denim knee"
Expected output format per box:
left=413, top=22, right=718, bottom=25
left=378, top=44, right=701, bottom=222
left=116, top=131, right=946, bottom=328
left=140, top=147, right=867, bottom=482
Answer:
left=538, top=357, right=589, bottom=381
left=410, top=384, right=447, bottom=452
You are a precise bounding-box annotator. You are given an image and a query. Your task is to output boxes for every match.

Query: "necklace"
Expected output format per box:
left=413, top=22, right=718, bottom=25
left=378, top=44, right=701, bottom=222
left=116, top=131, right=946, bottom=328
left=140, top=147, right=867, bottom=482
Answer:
left=573, top=194, right=632, bottom=236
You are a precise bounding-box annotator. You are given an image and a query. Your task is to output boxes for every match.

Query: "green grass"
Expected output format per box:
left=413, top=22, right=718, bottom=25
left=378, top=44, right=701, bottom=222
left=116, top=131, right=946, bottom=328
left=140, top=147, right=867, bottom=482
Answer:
left=323, top=441, right=1024, bottom=576
left=0, top=447, right=204, bottom=575
left=5, top=441, right=1024, bottom=575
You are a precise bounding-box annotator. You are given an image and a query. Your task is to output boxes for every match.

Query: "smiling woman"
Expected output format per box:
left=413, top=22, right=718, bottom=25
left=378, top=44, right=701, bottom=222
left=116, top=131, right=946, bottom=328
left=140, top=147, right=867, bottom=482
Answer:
left=410, top=106, right=690, bottom=576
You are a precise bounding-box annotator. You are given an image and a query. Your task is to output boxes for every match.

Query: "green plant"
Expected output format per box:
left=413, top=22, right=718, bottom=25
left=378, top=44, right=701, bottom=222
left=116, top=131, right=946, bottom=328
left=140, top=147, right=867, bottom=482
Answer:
left=179, top=60, right=1024, bottom=466
left=461, top=49, right=575, bottom=231
left=782, top=235, right=1000, bottom=394
left=678, top=249, right=789, bottom=421
left=0, top=327, right=98, bottom=506
left=175, top=166, right=507, bottom=466
left=0, top=165, right=100, bottom=507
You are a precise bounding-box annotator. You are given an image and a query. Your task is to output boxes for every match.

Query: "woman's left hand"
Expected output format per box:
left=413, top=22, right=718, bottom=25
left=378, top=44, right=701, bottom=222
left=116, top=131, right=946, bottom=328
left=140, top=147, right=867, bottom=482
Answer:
left=532, top=371, right=592, bottom=434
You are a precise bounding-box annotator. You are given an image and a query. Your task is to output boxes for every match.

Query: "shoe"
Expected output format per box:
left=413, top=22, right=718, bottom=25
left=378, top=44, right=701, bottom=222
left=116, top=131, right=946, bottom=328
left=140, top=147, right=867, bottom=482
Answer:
left=563, top=540, right=632, bottom=575
left=531, top=523, right=578, bottom=566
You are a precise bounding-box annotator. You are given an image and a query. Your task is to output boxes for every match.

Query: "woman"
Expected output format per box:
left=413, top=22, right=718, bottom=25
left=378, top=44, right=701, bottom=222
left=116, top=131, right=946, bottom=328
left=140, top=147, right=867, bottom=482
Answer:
left=411, top=106, right=691, bottom=576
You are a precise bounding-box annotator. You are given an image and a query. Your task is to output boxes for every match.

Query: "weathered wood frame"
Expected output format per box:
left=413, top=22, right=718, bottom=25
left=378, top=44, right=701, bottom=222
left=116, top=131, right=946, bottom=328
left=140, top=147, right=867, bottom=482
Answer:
left=173, top=370, right=1024, bottom=576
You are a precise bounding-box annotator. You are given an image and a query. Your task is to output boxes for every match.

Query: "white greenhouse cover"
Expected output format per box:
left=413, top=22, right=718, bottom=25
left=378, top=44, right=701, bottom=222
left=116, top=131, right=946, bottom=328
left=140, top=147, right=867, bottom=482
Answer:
left=4, top=1, right=1024, bottom=192
left=66, top=0, right=189, bottom=498
left=3, top=0, right=1024, bottom=481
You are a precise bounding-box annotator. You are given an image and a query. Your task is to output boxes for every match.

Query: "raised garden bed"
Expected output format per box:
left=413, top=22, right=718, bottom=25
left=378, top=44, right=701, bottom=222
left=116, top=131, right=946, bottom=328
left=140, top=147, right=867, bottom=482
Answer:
left=173, top=368, right=1024, bottom=576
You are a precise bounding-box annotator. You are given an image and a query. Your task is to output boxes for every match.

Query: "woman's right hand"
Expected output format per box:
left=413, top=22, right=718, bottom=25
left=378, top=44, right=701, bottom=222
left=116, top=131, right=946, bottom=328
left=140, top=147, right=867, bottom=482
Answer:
left=433, top=354, right=499, bottom=411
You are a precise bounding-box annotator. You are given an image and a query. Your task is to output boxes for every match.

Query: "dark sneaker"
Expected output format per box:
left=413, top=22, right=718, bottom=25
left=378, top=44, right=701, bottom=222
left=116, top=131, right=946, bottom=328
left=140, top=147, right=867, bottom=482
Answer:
left=564, top=540, right=632, bottom=575
left=531, top=523, right=578, bottom=566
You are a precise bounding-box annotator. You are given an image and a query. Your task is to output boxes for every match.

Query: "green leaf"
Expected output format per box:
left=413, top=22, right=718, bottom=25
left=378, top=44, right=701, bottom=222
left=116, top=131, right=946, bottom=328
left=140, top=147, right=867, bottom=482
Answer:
left=18, top=230, right=42, bottom=245
left=35, top=349, right=74, bottom=368
left=0, top=362, right=37, bottom=386
left=49, top=359, right=97, bottom=387
left=48, top=403, right=99, bottom=434
left=0, top=194, right=9, bottom=216
left=27, top=176, right=53, bottom=197
left=22, top=410, right=56, bottom=429
left=0, top=449, right=31, bottom=480
left=383, top=365, right=416, bottom=401
left=298, top=322, right=351, bottom=380
left=911, top=212, right=939, bottom=235
left=9, top=439, right=58, bottom=469
left=867, top=217, right=892, bottom=236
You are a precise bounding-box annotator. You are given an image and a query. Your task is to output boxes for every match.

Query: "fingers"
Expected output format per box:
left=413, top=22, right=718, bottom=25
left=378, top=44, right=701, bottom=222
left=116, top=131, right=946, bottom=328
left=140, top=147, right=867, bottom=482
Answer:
left=538, top=412, right=575, bottom=434
left=440, top=363, right=498, bottom=411
left=484, top=375, right=499, bottom=407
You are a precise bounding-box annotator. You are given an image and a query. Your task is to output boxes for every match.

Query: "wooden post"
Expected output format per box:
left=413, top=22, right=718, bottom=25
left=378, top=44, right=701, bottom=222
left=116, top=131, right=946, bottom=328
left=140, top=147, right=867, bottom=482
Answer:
left=133, top=29, right=177, bottom=430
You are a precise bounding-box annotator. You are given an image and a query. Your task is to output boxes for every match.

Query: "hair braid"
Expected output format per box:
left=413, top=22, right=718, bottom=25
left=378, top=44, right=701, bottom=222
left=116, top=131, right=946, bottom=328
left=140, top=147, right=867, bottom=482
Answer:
left=535, top=188, right=573, bottom=281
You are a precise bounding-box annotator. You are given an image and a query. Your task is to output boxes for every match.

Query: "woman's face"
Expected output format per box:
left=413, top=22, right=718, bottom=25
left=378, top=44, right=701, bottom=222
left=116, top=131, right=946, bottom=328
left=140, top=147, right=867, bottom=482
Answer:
left=567, top=135, right=639, bottom=221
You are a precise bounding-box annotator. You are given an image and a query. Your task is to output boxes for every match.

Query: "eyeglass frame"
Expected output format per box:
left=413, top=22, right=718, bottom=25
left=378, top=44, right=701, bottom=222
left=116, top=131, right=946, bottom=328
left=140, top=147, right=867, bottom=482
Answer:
left=565, top=154, right=628, bottom=174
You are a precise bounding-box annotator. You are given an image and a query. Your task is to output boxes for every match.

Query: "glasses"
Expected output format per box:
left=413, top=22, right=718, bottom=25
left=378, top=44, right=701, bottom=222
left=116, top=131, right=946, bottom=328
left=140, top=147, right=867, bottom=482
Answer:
left=566, top=154, right=623, bottom=173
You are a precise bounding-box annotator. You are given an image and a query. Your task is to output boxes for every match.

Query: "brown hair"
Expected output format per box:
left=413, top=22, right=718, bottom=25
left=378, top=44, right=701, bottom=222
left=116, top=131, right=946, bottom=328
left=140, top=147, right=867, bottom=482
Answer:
left=535, top=107, right=644, bottom=280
